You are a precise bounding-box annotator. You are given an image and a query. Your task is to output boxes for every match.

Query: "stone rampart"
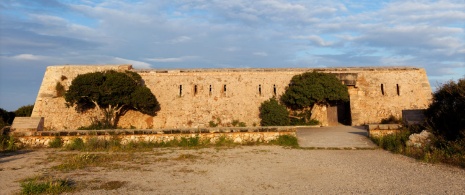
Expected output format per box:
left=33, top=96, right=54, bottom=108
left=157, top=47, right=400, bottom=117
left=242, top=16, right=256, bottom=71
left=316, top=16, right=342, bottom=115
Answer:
left=31, top=65, right=432, bottom=130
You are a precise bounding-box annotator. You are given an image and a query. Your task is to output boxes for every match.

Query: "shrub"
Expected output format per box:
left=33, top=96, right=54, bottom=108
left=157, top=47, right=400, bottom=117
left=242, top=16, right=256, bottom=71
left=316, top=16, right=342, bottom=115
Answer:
left=259, top=98, right=290, bottom=126
left=65, top=138, right=85, bottom=151
left=49, top=137, right=63, bottom=148
left=425, top=78, right=465, bottom=141
left=380, top=115, right=402, bottom=124
left=0, top=108, right=15, bottom=128
left=0, top=135, right=19, bottom=151
left=208, top=121, right=218, bottom=127
left=371, top=131, right=410, bottom=153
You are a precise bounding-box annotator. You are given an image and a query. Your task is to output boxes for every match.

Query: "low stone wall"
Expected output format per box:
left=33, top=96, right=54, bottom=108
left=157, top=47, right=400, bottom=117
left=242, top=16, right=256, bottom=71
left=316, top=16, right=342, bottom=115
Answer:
left=367, top=124, right=402, bottom=137
left=13, top=127, right=296, bottom=148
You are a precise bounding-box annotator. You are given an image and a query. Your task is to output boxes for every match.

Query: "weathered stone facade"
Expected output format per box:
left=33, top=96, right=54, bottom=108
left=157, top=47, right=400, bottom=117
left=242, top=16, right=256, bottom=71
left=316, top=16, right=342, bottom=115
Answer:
left=31, top=65, right=432, bottom=130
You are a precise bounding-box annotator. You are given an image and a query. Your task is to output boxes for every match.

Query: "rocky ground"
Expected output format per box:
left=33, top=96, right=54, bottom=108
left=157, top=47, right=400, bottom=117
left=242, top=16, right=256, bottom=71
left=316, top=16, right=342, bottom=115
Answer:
left=1, top=146, right=465, bottom=194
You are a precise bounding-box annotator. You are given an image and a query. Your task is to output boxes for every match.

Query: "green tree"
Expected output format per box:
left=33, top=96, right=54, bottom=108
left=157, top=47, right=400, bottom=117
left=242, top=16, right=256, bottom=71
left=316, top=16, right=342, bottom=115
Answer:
left=425, top=78, right=465, bottom=141
left=15, top=104, right=34, bottom=117
left=280, top=72, right=349, bottom=110
left=259, top=98, right=290, bottom=126
left=0, top=108, right=15, bottom=129
left=64, top=70, right=160, bottom=128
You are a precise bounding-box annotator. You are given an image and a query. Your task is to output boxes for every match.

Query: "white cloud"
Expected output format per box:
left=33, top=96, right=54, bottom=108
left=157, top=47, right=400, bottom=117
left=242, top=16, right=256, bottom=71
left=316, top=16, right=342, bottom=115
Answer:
left=145, top=56, right=198, bottom=63
left=110, top=57, right=151, bottom=69
left=292, top=35, right=333, bottom=46
left=253, top=52, right=268, bottom=56
left=11, top=54, right=48, bottom=61
left=168, top=36, right=192, bottom=44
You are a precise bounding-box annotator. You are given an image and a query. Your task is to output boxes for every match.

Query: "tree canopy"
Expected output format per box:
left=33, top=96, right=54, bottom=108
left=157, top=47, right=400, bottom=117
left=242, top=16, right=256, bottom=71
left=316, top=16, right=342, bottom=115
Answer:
left=280, top=72, right=349, bottom=110
left=15, top=104, right=34, bottom=117
left=425, top=78, right=465, bottom=141
left=64, top=70, right=160, bottom=128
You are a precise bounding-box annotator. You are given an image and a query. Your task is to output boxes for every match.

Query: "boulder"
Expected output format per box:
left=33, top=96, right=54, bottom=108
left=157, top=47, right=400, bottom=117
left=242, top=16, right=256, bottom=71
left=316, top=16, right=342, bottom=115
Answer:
left=406, top=130, right=431, bottom=148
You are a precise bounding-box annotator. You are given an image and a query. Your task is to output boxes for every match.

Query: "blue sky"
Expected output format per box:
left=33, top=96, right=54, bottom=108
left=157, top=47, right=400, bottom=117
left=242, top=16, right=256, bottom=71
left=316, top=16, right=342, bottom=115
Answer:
left=0, top=0, right=464, bottom=111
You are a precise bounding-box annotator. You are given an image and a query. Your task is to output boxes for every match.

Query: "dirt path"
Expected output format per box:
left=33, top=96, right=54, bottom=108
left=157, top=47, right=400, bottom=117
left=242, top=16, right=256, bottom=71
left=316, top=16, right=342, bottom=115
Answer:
left=1, top=146, right=465, bottom=194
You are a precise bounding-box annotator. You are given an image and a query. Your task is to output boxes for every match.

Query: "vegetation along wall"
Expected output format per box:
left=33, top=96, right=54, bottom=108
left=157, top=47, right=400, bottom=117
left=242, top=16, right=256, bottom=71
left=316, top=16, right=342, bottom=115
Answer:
left=31, top=65, right=432, bottom=130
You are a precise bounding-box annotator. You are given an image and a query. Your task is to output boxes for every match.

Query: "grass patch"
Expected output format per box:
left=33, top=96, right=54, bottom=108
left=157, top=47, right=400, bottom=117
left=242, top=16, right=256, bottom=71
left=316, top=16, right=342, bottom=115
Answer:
left=20, top=175, right=74, bottom=195
left=371, top=130, right=465, bottom=168
left=174, top=154, right=200, bottom=161
left=0, top=135, right=20, bottom=152
left=48, top=137, right=63, bottom=148
left=269, top=135, right=299, bottom=148
left=52, top=153, right=134, bottom=172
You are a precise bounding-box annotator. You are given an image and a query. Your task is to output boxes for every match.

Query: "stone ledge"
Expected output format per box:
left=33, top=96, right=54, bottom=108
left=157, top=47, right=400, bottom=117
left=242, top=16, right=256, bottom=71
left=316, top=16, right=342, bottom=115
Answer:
left=9, top=126, right=296, bottom=137
left=367, top=124, right=402, bottom=130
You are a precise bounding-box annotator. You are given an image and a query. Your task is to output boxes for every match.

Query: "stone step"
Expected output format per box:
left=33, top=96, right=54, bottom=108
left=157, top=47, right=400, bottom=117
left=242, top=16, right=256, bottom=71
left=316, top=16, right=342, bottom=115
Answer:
left=11, top=117, right=44, bottom=132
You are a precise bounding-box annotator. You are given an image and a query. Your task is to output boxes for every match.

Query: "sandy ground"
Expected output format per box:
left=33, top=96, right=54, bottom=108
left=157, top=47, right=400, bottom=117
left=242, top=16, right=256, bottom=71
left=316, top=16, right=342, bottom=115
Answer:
left=1, top=146, right=465, bottom=194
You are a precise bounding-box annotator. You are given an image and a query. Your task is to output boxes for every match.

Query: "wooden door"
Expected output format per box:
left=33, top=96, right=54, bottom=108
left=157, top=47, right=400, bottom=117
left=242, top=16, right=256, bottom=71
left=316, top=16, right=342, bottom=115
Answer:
left=327, top=104, right=338, bottom=126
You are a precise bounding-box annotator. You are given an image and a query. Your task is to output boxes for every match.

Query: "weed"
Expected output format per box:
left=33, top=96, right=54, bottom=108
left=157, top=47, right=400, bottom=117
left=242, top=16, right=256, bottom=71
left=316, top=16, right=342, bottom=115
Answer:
left=215, top=136, right=235, bottom=147
left=380, top=115, right=402, bottom=124
left=1, top=135, right=19, bottom=151
left=175, top=154, right=200, bottom=161
left=270, top=135, right=299, bottom=148
left=98, top=181, right=127, bottom=190
left=208, top=121, right=218, bottom=127
left=20, top=176, right=74, bottom=194
left=48, top=137, right=63, bottom=148
left=65, top=138, right=85, bottom=151
left=232, top=120, right=240, bottom=127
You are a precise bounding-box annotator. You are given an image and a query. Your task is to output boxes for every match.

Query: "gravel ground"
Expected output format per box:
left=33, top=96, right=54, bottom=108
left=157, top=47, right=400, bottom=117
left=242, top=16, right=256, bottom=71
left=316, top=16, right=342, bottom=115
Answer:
left=1, top=146, right=465, bottom=194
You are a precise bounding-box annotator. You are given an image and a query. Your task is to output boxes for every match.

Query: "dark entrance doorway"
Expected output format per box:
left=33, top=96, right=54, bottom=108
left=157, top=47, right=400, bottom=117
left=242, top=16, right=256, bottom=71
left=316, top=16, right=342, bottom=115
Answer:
left=327, top=101, right=352, bottom=126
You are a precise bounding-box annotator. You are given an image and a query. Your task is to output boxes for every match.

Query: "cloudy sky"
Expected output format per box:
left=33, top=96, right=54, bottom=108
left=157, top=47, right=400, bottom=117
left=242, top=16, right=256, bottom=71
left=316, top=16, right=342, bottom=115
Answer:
left=1, top=0, right=464, bottom=111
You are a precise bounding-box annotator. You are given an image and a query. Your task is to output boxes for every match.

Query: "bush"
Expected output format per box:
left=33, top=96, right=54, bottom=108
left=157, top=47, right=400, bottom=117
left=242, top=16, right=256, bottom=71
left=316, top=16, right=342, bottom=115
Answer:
left=65, top=138, right=85, bottom=151
left=380, top=115, right=402, bottom=124
left=425, top=78, right=465, bottom=141
left=0, top=135, right=19, bottom=151
left=259, top=98, right=290, bottom=126
left=371, top=131, right=410, bottom=153
left=49, top=137, right=63, bottom=148
left=208, top=121, right=218, bottom=127
left=0, top=108, right=15, bottom=129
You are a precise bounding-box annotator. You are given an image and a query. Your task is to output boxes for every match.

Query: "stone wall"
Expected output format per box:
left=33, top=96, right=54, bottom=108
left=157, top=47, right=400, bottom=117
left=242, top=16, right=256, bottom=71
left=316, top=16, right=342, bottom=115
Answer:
left=31, top=65, right=432, bottom=130
left=14, top=127, right=296, bottom=147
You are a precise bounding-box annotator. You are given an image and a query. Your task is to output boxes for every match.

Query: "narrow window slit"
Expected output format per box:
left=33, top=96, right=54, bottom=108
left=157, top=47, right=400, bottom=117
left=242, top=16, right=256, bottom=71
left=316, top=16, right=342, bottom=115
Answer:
left=194, top=85, right=198, bottom=96
left=396, top=84, right=400, bottom=96
left=273, top=84, right=277, bottom=96
left=179, top=85, right=183, bottom=96
left=209, top=85, right=212, bottom=96
left=381, top=84, right=385, bottom=96
left=259, top=84, right=262, bottom=95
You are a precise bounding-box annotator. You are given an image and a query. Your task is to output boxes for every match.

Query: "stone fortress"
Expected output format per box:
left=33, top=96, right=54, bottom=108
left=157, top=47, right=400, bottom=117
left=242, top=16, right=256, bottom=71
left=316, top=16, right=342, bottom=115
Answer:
left=31, top=65, right=432, bottom=130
